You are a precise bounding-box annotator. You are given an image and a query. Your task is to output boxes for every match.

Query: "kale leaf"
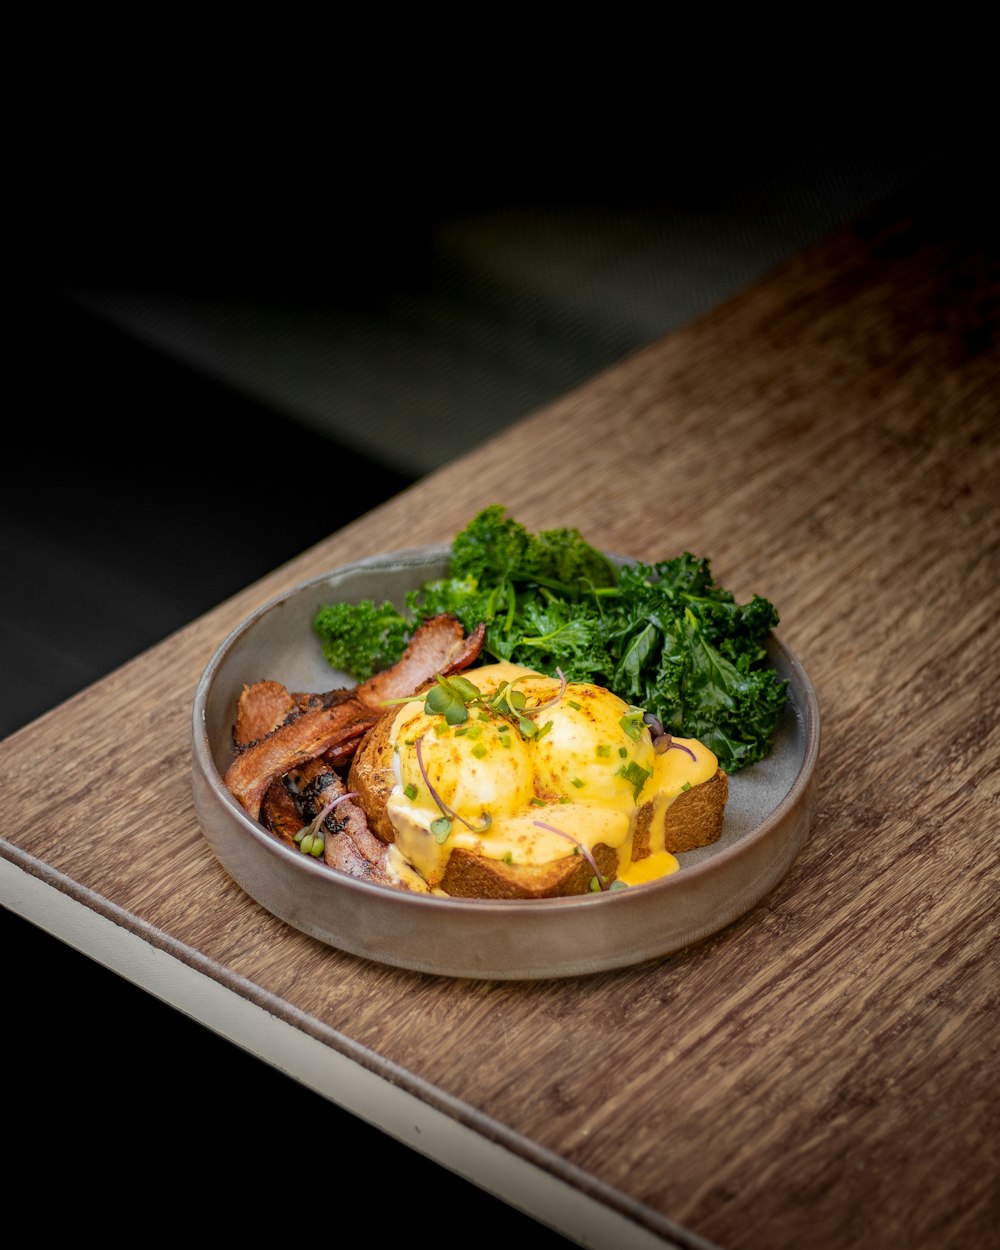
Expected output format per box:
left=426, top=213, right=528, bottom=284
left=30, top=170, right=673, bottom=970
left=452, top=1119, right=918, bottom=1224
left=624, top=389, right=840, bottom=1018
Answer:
left=311, top=505, right=788, bottom=771
left=312, top=599, right=411, bottom=682
left=448, top=503, right=618, bottom=592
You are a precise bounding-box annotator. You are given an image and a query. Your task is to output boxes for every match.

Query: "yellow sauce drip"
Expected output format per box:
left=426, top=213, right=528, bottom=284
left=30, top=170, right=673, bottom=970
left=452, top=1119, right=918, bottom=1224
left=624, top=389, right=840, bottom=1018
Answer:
left=617, top=850, right=680, bottom=886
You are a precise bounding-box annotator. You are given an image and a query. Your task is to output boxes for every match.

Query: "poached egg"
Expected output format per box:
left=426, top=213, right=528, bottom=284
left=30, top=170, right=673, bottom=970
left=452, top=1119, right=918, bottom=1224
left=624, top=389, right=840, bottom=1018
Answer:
left=381, top=662, right=719, bottom=892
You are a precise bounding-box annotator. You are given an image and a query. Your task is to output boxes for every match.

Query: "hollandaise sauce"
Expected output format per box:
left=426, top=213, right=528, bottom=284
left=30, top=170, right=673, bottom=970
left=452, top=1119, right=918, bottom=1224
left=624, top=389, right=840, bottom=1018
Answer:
left=384, top=662, right=718, bottom=893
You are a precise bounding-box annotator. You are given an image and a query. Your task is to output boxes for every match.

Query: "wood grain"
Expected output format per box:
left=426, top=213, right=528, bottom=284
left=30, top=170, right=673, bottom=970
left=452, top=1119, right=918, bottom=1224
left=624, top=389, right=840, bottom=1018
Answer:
left=3, top=158, right=998, bottom=1250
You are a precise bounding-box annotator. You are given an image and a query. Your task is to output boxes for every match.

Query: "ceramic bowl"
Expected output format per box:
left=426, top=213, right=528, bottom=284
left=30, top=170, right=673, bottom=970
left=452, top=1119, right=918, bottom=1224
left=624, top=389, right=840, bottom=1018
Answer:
left=191, top=545, right=820, bottom=980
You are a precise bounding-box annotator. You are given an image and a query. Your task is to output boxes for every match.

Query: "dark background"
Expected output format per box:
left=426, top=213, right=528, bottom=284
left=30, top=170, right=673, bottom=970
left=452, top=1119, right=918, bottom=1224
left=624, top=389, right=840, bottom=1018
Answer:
left=7, top=83, right=964, bottom=1243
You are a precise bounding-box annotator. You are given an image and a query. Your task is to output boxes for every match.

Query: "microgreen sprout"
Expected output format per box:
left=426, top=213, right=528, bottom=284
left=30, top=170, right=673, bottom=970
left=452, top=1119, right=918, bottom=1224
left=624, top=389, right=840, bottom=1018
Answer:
left=648, top=718, right=697, bottom=759
left=518, top=668, right=568, bottom=716
left=424, top=674, right=480, bottom=725
left=643, top=711, right=665, bottom=737
left=294, top=791, right=360, bottom=857
left=396, top=668, right=571, bottom=743
left=640, top=712, right=699, bottom=760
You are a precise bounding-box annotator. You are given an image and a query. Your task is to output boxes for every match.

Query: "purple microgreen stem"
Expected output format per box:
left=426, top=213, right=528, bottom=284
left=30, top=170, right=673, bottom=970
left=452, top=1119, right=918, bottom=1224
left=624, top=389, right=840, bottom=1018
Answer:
left=296, top=790, right=361, bottom=847
left=532, top=820, right=608, bottom=891
left=653, top=733, right=697, bottom=761
left=521, top=667, right=568, bottom=716
left=414, top=735, right=491, bottom=834
left=643, top=711, right=665, bottom=738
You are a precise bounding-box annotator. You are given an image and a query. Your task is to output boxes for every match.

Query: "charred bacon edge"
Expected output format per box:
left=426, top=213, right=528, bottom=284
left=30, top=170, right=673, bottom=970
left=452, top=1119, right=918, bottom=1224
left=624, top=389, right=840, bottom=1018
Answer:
left=223, top=615, right=485, bottom=822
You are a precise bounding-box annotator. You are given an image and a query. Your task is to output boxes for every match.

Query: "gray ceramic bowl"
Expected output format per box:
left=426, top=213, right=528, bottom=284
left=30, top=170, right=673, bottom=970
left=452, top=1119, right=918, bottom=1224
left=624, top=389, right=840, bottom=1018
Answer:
left=191, top=545, right=820, bottom=980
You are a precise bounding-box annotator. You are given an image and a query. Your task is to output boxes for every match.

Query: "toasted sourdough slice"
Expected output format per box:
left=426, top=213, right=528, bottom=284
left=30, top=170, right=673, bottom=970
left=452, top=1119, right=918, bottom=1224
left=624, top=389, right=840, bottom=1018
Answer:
left=632, top=767, right=729, bottom=857
left=346, top=707, right=399, bottom=844
left=347, top=706, right=729, bottom=899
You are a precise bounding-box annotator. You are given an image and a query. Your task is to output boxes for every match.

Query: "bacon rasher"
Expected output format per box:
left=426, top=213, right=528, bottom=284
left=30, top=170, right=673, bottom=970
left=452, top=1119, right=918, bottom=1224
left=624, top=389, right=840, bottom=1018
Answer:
left=223, top=615, right=486, bottom=820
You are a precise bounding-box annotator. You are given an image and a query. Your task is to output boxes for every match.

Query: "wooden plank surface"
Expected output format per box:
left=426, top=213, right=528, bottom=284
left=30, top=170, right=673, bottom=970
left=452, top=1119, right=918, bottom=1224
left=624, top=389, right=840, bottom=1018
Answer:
left=3, top=159, right=998, bottom=1250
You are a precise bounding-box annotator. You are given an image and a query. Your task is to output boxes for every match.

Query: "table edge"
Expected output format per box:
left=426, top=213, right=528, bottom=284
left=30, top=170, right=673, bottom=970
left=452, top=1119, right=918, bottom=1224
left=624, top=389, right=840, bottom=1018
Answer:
left=1, top=842, right=717, bottom=1250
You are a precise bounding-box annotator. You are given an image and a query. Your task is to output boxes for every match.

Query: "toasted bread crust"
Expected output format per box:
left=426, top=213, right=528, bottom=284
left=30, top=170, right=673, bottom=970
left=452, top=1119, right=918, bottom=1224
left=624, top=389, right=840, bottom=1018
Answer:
left=346, top=705, right=402, bottom=843
left=660, top=767, right=729, bottom=854
left=631, top=767, right=729, bottom=858
left=438, top=842, right=619, bottom=900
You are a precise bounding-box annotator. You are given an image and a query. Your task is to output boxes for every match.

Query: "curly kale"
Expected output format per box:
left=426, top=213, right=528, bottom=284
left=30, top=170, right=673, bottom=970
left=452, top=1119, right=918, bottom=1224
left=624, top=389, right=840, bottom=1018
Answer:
left=311, top=506, right=788, bottom=771
left=312, top=599, right=411, bottom=682
left=602, top=556, right=787, bottom=768
left=448, top=503, right=618, bottom=592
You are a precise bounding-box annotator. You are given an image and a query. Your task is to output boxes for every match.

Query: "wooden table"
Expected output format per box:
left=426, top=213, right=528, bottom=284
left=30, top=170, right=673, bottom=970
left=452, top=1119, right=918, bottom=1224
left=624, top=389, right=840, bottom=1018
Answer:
left=4, top=158, right=997, bottom=1250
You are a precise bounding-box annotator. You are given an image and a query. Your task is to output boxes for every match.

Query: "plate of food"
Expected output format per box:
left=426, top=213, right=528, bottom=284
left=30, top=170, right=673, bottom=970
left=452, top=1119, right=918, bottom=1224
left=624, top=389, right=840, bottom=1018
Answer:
left=191, top=506, right=820, bottom=980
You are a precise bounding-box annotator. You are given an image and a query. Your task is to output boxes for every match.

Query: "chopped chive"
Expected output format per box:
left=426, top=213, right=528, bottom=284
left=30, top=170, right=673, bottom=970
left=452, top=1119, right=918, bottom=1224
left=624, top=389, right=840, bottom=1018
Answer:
left=404, top=783, right=418, bottom=800
left=621, top=760, right=652, bottom=799
left=472, top=743, right=487, bottom=758
left=619, top=709, right=645, bottom=740
left=596, top=744, right=611, bottom=758
left=570, top=777, right=585, bottom=789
